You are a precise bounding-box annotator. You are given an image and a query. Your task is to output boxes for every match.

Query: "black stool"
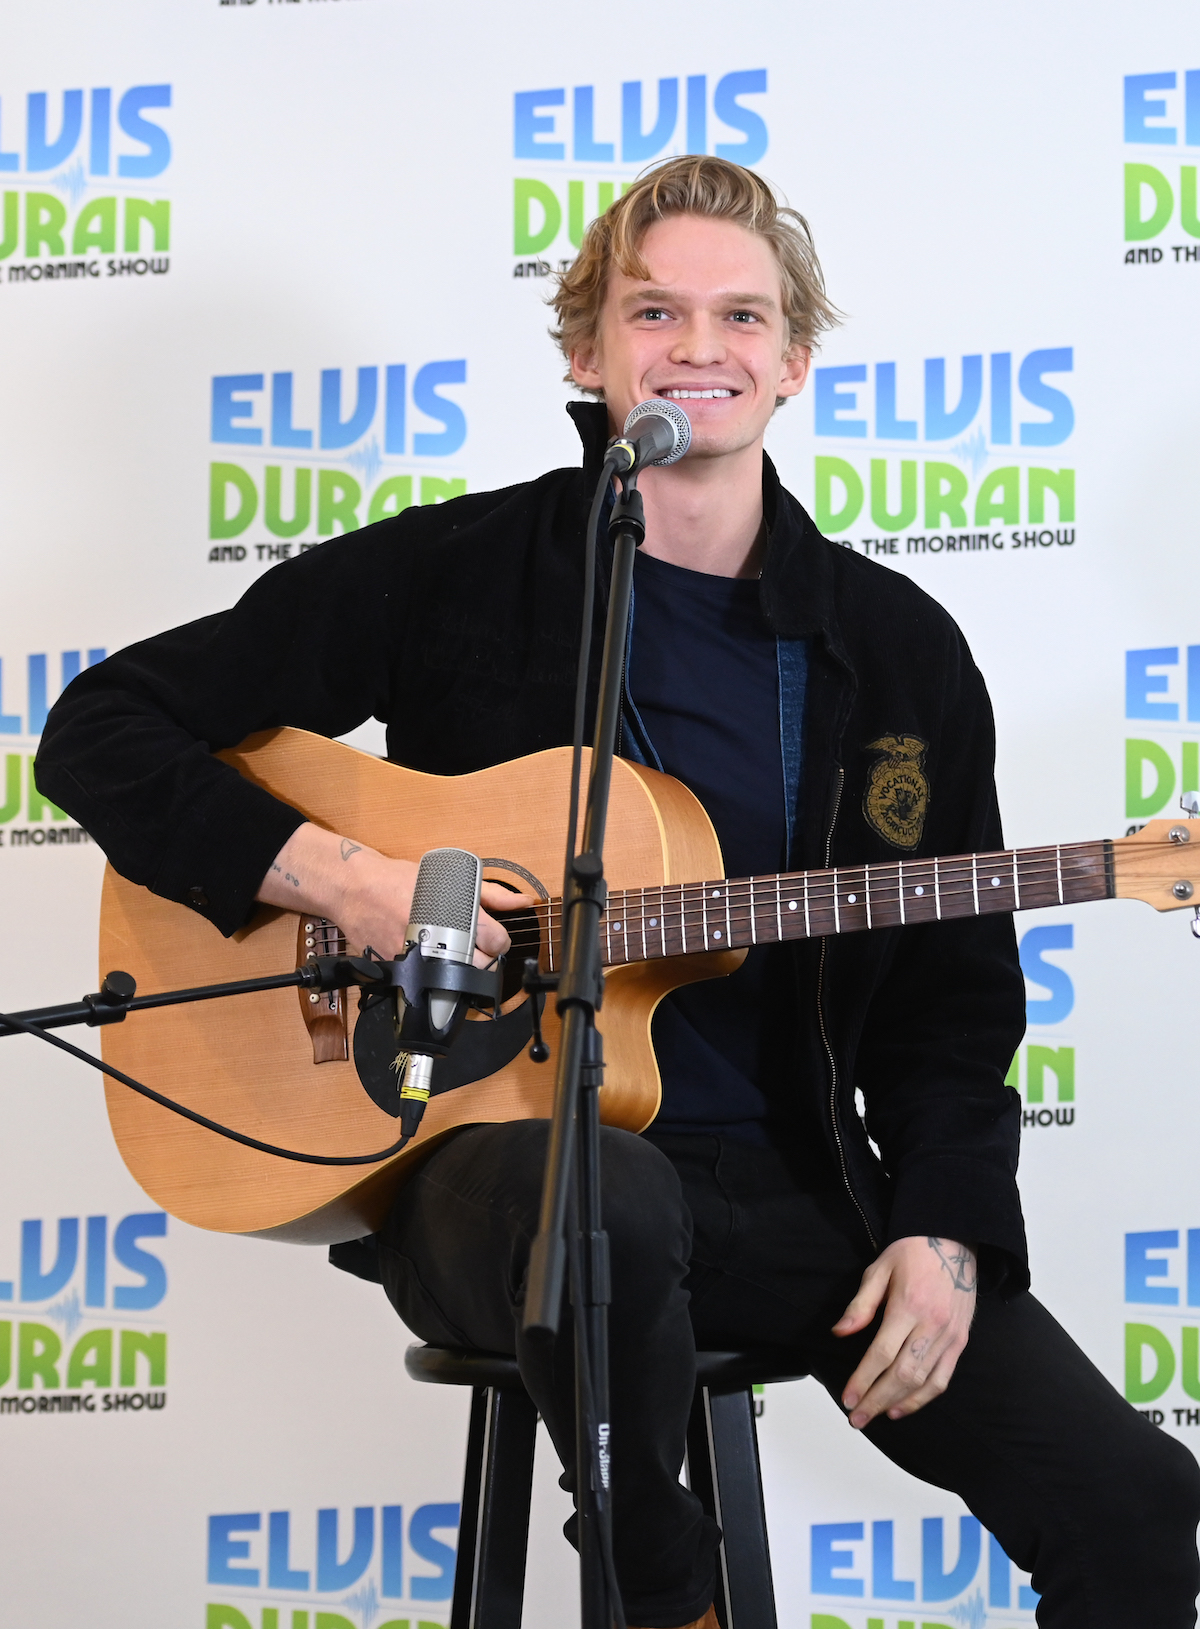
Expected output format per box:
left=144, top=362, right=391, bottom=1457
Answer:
left=405, top=1344, right=806, bottom=1629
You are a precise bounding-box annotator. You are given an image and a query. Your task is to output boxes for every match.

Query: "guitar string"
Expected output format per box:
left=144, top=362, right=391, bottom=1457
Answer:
left=499, top=844, right=1109, bottom=958
left=508, top=845, right=1104, bottom=933
left=508, top=865, right=1106, bottom=947
left=520, top=841, right=1106, bottom=932
left=504, top=865, right=1103, bottom=953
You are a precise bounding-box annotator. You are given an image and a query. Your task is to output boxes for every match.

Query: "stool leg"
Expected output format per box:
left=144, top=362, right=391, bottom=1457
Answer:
left=451, top=1383, right=539, bottom=1629
left=686, top=1386, right=778, bottom=1629
left=451, top=1388, right=489, bottom=1629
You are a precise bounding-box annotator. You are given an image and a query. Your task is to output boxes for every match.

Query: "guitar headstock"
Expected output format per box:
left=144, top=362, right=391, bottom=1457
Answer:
left=1111, top=816, right=1200, bottom=911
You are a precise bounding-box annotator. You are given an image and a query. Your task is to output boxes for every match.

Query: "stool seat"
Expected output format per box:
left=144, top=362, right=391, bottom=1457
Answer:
left=406, top=1341, right=799, bottom=1629
left=405, top=1342, right=807, bottom=1394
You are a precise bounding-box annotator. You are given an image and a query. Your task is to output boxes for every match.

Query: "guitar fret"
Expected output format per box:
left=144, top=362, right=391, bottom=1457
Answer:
left=803, top=871, right=811, bottom=937
left=749, top=876, right=757, bottom=945
left=724, top=886, right=732, bottom=947
left=1012, top=849, right=1021, bottom=909
left=832, top=868, right=841, bottom=934
left=864, top=865, right=873, bottom=930
left=934, top=856, right=942, bottom=920
left=701, top=886, right=708, bottom=948
left=1056, top=845, right=1064, bottom=904
left=898, top=860, right=906, bottom=925
left=971, top=853, right=979, bottom=917
left=660, top=888, right=667, bottom=957
left=775, top=875, right=783, bottom=943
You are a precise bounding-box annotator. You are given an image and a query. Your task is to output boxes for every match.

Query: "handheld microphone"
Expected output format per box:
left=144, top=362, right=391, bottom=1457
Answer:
left=608, top=398, right=691, bottom=475
left=395, top=847, right=483, bottom=1132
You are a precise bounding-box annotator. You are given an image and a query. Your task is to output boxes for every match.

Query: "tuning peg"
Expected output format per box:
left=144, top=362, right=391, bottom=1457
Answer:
left=1181, top=791, right=1200, bottom=818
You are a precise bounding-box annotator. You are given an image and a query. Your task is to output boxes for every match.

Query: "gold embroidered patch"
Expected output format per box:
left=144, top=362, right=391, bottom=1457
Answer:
left=864, top=735, right=930, bottom=849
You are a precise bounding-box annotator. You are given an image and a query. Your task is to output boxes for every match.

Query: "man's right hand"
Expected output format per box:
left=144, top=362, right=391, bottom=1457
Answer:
left=256, top=821, right=534, bottom=964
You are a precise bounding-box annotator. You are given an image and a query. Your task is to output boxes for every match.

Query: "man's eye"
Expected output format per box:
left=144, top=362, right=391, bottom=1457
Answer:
left=730, top=310, right=759, bottom=323
left=639, top=307, right=670, bottom=321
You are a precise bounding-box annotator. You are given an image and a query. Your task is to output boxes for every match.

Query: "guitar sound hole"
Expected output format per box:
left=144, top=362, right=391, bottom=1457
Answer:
left=493, top=905, right=544, bottom=1005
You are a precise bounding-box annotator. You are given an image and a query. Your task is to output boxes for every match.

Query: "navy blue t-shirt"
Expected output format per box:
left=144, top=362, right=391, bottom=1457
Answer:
left=626, top=548, right=800, bottom=1144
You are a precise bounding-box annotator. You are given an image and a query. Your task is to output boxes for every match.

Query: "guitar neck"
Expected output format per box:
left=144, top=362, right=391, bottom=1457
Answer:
left=537, top=840, right=1114, bottom=970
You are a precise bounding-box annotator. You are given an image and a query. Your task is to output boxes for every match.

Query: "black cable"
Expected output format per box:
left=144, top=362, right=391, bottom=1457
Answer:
left=0, top=1009, right=413, bottom=1166
left=564, top=452, right=622, bottom=904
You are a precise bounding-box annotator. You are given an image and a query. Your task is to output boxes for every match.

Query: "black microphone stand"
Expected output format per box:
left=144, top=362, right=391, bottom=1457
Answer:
left=523, top=468, right=646, bottom=1629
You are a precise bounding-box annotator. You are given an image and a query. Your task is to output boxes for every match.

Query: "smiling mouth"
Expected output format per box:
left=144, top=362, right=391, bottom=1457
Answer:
left=656, top=387, right=737, bottom=400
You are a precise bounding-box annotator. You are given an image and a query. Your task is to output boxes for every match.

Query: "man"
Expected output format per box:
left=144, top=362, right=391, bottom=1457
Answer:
left=37, top=157, right=1200, bottom=1626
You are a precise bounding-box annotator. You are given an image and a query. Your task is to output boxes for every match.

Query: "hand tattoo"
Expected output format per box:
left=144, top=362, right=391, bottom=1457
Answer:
left=340, top=839, right=363, bottom=862
left=928, top=1237, right=977, bottom=1292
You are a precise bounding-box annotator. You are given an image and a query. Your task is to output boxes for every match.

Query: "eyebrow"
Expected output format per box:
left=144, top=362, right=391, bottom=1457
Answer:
left=620, top=287, right=779, bottom=311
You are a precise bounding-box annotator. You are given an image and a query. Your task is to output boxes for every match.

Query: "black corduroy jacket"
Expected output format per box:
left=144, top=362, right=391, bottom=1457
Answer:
left=37, top=402, right=1029, bottom=1284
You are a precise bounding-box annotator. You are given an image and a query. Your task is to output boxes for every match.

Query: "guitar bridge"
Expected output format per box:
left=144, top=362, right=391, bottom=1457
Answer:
left=297, top=916, right=349, bottom=1063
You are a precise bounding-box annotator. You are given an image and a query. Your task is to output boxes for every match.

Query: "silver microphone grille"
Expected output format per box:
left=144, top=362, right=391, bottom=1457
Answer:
left=409, top=848, right=481, bottom=937
left=623, top=398, right=692, bottom=466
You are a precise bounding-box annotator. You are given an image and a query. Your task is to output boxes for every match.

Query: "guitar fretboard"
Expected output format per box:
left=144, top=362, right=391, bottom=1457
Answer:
left=533, top=841, right=1113, bottom=970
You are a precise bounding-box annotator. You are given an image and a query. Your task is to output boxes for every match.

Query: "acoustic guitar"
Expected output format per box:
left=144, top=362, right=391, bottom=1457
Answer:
left=96, top=728, right=1199, bottom=1246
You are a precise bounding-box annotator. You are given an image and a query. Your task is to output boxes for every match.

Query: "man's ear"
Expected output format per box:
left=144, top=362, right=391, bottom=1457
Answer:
left=777, top=344, right=811, bottom=400
left=569, top=341, right=604, bottom=393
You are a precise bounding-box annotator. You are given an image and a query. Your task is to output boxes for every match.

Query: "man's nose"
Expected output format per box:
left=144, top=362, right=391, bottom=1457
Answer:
left=669, top=316, right=726, bottom=366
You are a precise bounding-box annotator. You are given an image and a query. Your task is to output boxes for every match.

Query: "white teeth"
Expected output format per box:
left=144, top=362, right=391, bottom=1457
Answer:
left=661, top=388, right=733, bottom=399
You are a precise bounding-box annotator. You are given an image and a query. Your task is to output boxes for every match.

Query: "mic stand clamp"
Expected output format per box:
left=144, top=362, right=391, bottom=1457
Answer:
left=521, top=960, right=558, bottom=1064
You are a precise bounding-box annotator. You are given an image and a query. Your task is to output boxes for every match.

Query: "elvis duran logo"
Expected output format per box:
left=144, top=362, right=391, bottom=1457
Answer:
left=1122, top=71, right=1200, bottom=264
left=1006, top=925, right=1077, bottom=1130
left=0, top=1211, right=168, bottom=1415
left=206, top=1501, right=458, bottom=1629
left=511, top=70, right=768, bottom=274
left=809, top=1514, right=1039, bottom=1621
left=811, top=348, right=1076, bottom=563
left=0, top=85, right=171, bottom=283
left=0, top=649, right=105, bottom=846
left=1124, top=644, right=1200, bottom=824
left=1124, top=1230, right=1200, bottom=1428
left=208, top=364, right=468, bottom=565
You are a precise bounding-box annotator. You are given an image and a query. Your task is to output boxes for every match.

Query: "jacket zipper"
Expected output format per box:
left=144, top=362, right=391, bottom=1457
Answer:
left=816, top=764, right=878, bottom=1249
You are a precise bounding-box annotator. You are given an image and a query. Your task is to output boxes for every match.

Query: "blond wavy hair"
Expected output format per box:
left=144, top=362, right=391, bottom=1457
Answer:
left=550, top=155, right=840, bottom=395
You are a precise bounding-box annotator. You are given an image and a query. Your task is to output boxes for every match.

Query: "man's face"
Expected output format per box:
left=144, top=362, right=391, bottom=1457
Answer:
left=569, top=213, right=810, bottom=460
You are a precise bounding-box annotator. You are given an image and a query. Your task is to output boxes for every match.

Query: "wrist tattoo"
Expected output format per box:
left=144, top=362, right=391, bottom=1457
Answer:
left=928, top=1237, right=977, bottom=1292
left=270, top=861, right=301, bottom=888
left=340, top=839, right=363, bottom=862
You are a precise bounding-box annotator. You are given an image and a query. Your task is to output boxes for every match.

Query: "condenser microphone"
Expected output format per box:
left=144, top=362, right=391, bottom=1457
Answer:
left=388, top=846, right=485, bottom=1136
left=406, top=847, right=483, bottom=1030
left=608, top=398, right=692, bottom=475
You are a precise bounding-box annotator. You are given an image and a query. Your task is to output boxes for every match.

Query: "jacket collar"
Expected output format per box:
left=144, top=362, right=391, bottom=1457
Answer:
left=567, top=399, right=614, bottom=489
left=565, top=398, right=844, bottom=651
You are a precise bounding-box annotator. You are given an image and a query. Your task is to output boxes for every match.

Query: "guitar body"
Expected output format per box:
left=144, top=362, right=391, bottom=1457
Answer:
left=98, top=730, right=742, bottom=1244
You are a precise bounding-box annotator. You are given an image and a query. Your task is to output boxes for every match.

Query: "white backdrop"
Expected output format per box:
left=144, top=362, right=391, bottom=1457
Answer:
left=1, top=3, right=1198, bottom=1625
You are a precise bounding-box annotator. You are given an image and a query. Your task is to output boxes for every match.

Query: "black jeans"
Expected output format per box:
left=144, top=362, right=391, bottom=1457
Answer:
left=378, top=1122, right=1200, bottom=1628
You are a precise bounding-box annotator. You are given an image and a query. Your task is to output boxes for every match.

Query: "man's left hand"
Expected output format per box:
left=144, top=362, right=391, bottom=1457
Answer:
left=833, top=1236, right=978, bottom=1429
